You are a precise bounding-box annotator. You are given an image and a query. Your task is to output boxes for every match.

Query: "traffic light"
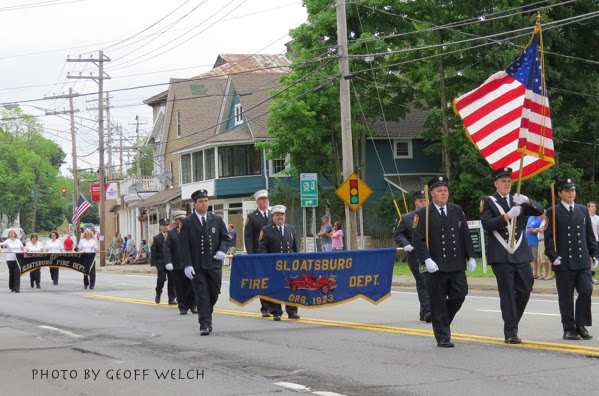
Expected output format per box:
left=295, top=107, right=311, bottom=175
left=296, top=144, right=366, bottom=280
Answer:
left=61, top=188, right=67, bottom=198
left=349, top=179, right=359, bottom=204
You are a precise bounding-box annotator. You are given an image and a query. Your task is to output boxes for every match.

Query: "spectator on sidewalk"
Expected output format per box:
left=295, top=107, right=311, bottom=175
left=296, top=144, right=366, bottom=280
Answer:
left=331, top=221, right=344, bottom=251
left=318, top=214, right=333, bottom=252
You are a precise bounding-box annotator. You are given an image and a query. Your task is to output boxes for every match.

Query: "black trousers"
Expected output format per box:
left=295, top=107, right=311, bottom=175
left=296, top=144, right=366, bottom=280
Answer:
left=83, top=263, right=96, bottom=288
left=172, top=269, right=196, bottom=311
left=491, top=262, right=533, bottom=338
left=408, top=258, right=430, bottom=318
left=270, top=303, right=298, bottom=317
left=155, top=266, right=176, bottom=301
left=191, top=268, right=222, bottom=329
left=555, top=268, right=593, bottom=332
left=29, top=269, right=41, bottom=287
left=49, top=267, right=59, bottom=284
left=423, top=271, right=468, bottom=343
left=7, top=260, right=20, bottom=292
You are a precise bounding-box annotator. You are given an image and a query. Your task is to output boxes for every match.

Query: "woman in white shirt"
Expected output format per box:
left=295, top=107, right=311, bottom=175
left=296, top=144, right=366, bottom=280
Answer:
left=77, top=228, right=99, bottom=290
left=45, top=230, right=64, bottom=285
left=0, top=229, right=26, bottom=293
left=25, top=233, right=44, bottom=288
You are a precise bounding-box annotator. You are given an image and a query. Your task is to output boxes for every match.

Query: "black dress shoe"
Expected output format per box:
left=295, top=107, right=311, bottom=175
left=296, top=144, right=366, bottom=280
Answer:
left=89, top=287, right=94, bottom=290
left=200, top=328, right=210, bottom=336
left=424, top=312, right=432, bottom=323
left=190, top=306, right=198, bottom=314
left=84, top=285, right=88, bottom=290
left=505, top=336, right=522, bottom=344
left=563, top=330, right=582, bottom=340
left=180, top=310, right=188, bottom=315
left=288, top=313, right=300, bottom=320
left=31, top=283, right=34, bottom=288
left=437, top=339, right=455, bottom=348
left=273, top=315, right=281, bottom=321
left=261, top=311, right=271, bottom=318
left=14, top=290, right=20, bottom=293
left=168, top=299, right=177, bottom=305
left=155, top=295, right=161, bottom=304
left=53, top=281, right=58, bottom=285
left=36, top=284, right=41, bottom=289
left=577, top=326, right=593, bottom=340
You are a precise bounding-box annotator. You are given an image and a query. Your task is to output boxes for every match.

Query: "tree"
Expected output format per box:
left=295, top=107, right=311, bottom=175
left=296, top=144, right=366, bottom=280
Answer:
left=129, top=145, right=154, bottom=177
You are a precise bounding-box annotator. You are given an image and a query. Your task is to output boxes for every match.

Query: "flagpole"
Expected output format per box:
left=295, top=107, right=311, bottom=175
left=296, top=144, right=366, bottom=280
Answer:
left=509, top=150, right=526, bottom=250
left=551, top=182, right=556, bottom=251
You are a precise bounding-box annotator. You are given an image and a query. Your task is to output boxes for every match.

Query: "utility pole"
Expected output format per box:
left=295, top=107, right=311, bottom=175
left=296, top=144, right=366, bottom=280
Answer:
left=45, top=88, right=81, bottom=242
left=119, top=123, right=124, bottom=178
left=129, top=116, right=147, bottom=177
left=336, top=0, right=357, bottom=250
left=86, top=94, right=113, bottom=179
left=67, top=51, right=111, bottom=266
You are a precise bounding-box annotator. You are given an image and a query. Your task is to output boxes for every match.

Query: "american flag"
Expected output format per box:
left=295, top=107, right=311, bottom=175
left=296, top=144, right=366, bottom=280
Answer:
left=71, top=193, right=91, bottom=225
left=454, top=29, right=554, bottom=179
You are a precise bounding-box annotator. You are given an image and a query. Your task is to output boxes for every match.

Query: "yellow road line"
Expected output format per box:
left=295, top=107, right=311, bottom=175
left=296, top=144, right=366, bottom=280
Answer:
left=87, top=294, right=599, bottom=357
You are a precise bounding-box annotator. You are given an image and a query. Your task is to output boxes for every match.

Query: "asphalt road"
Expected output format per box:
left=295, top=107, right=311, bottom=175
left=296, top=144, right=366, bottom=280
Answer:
left=1, top=260, right=599, bottom=396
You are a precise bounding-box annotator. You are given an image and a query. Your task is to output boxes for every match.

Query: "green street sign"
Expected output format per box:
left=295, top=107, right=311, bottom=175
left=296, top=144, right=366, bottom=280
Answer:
left=300, top=173, right=318, bottom=208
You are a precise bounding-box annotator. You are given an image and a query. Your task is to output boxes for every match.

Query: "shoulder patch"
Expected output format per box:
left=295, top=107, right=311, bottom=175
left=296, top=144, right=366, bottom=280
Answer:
left=480, top=199, right=485, bottom=212
left=412, top=214, right=419, bottom=228
left=259, top=230, right=264, bottom=240
left=245, top=216, right=249, bottom=226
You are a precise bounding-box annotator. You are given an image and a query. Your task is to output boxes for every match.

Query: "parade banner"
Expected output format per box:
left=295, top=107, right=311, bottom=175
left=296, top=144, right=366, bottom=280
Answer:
left=230, top=248, right=396, bottom=308
left=15, top=252, right=96, bottom=276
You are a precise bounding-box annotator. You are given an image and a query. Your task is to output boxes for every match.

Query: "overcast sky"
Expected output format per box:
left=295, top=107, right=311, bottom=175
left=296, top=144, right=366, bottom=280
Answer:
left=0, top=0, right=308, bottom=174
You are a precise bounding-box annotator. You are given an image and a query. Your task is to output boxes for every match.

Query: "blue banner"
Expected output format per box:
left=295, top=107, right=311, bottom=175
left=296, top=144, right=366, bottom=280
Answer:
left=229, top=248, right=396, bottom=308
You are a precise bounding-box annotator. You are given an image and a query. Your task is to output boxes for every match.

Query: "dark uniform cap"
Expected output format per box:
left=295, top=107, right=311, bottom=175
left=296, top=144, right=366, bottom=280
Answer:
left=555, top=178, right=576, bottom=191
left=191, top=189, right=208, bottom=201
left=427, top=176, right=449, bottom=190
left=413, top=190, right=425, bottom=200
left=159, top=218, right=169, bottom=226
left=492, top=167, right=513, bottom=180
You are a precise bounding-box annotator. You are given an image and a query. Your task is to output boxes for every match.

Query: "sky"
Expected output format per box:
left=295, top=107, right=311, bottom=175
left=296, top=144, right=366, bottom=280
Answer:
left=0, top=0, right=308, bottom=175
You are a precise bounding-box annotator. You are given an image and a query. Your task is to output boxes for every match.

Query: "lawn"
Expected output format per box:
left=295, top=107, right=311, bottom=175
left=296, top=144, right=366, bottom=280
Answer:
left=393, top=258, right=497, bottom=278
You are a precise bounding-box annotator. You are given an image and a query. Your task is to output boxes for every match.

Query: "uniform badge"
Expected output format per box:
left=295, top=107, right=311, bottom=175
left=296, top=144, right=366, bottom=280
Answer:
left=259, top=230, right=264, bottom=240
left=413, top=214, right=419, bottom=228
left=211, top=227, right=216, bottom=234
left=479, top=199, right=485, bottom=212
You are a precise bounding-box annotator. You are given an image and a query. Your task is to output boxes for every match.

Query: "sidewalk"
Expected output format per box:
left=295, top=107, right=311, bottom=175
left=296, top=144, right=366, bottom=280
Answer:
left=96, top=263, right=575, bottom=295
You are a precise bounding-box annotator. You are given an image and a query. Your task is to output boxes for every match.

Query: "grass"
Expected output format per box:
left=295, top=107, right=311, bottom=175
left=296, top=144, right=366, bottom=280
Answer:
left=393, top=257, right=497, bottom=278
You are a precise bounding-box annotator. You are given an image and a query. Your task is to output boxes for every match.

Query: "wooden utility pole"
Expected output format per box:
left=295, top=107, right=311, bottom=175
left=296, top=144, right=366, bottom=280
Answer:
left=119, top=123, right=124, bottom=178
left=106, top=95, right=112, bottom=177
left=336, top=0, right=358, bottom=250
left=67, top=51, right=111, bottom=266
left=129, top=116, right=147, bottom=177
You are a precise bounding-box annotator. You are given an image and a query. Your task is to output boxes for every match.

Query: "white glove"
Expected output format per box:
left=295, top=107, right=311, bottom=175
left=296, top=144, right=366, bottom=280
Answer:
left=403, top=244, right=414, bottom=253
left=593, top=257, right=598, bottom=270
left=165, top=263, right=173, bottom=271
left=184, top=266, right=195, bottom=279
left=553, top=256, right=561, bottom=266
left=506, top=206, right=522, bottom=219
left=214, top=251, right=226, bottom=260
left=468, top=257, right=477, bottom=273
left=424, top=258, right=439, bottom=273
left=512, top=193, right=529, bottom=205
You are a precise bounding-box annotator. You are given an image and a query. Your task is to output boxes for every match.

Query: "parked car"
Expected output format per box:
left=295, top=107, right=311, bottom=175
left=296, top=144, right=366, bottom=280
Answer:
left=1, top=227, right=27, bottom=245
left=285, top=273, right=337, bottom=294
left=82, top=223, right=96, bottom=234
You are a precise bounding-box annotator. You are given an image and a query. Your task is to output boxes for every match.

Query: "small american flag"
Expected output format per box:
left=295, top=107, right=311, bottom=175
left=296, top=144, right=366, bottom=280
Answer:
left=71, top=193, right=91, bottom=225
left=454, top=28, right=554, bottom=179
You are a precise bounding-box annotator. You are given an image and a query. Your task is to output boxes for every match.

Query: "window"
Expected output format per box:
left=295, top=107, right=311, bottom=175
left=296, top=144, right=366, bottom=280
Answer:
left=218, top=145, right=261, bottom=178
left=169, top=162, right=173, bottom=187
left=394, top=140, right=413, bottom=158
left=269, top=154, right=290, bottom=176
left=205, top=148, right=215, bottom=179
left=176, top=111, right=181, bottom=138
left=234, top=104, right=243, bottom=126
left=181, top=154, right=191, bottom=184
left=193, top=151, right=204, bottom=182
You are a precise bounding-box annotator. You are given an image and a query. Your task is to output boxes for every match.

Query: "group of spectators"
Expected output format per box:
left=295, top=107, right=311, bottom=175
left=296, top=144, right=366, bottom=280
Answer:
left=108, top=232, right=149, bottom=265
left=317, top=214, right=344, bottom=252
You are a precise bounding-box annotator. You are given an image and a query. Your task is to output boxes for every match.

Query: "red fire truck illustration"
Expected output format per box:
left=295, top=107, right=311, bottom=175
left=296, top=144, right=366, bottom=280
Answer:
left=285, top=273, right=337, bottom=294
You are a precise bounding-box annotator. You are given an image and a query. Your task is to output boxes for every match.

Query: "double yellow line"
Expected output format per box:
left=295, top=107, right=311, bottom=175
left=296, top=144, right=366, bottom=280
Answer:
left=88, top=294, right=599, bottom=357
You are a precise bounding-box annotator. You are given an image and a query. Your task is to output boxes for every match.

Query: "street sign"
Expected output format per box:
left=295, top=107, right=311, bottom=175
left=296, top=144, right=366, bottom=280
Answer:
left=336, top=172, right=372, bottom=211
left=300, top=173, right=318, bottom=207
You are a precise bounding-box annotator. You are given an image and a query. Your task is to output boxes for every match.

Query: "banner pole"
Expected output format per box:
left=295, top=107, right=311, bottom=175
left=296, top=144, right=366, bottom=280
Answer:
left=551, top=182, right=556, bottom=251
left=424, top=185, right=429, bottom=250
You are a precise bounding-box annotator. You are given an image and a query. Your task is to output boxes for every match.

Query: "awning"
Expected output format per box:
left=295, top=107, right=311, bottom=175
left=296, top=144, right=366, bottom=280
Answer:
left=128, top=187, right=181, bottom=209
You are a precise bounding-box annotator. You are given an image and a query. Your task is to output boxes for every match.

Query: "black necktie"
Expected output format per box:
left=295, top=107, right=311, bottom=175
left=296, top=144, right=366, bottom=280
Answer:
left=440, top=207, right=446, bottom=220
left=279, top=226, right=283, bottom=236
left=201, top=216, right=206, bottom=227
left=263, top=212, right=268, bottom=220
left=502, top=196, right=509, bottom=208
left=569, top=206, right=573, bottom=216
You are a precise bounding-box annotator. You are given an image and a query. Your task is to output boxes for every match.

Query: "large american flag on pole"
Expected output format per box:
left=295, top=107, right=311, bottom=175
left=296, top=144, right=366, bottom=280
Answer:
left=71, top=193, right=91, bottom=225
left=454, top=28, right=554, bottom=179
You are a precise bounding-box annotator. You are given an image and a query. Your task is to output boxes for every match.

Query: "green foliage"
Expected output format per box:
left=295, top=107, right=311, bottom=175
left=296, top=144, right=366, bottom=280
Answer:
left=128, top=145, right=154, bottom=177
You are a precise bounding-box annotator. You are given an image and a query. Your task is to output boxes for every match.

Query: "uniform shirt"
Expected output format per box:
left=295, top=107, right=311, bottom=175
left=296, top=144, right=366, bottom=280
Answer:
left=77, top=238, right=97, bottom=252
left=45, top=239, right=64, bottom=253
left=2, top=239, right=24, bottom=261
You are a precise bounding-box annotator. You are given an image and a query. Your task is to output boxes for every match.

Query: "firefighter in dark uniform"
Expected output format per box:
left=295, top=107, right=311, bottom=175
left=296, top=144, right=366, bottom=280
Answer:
left=544, top=178, right=598, bottom=340
left=394, top=190, right=431, bottom=323
left=259, top=204, right=300, bottom=321
left=179, top=189, right=230, bottom=336
left=151, top=219, right=176, bottom=305
left=413, top=176, right=476, bottom=348
left=480, top=167, right=544, bottom=344
left=244, top=189, right=274, bottom=317
left=164, top=210, right=197, bottom=316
